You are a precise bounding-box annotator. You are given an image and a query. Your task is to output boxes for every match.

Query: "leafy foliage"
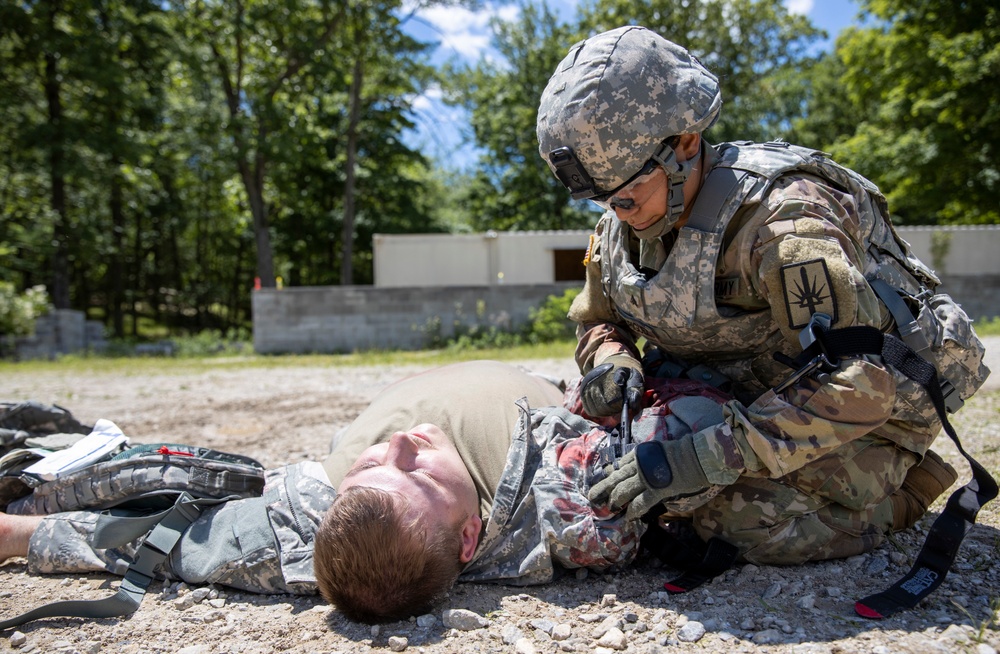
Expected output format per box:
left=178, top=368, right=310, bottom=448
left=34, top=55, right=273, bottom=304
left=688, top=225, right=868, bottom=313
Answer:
left=792, top=0, right=1000, bottom=224
left=0, top=283, right=49, bottom=338
left=1, top=0, right=996, bottom=347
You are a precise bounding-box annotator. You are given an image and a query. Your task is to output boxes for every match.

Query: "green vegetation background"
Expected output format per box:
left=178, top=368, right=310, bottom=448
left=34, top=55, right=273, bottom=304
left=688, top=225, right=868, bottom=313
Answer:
left=2, top=0, right=997, bottom=345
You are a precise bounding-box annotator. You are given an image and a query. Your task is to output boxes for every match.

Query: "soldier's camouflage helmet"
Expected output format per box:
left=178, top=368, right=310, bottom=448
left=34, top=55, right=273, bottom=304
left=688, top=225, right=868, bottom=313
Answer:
left=536, top=25, right=721, bottom=200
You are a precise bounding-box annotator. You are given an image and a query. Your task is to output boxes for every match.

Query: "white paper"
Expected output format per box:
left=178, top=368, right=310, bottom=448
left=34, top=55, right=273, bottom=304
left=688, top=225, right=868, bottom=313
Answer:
left=22, top=419, right=130, bottom=481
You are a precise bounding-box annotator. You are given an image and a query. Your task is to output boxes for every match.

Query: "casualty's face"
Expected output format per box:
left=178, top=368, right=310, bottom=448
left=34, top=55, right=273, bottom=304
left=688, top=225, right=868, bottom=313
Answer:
left=338, top=424, right=480, bottom=529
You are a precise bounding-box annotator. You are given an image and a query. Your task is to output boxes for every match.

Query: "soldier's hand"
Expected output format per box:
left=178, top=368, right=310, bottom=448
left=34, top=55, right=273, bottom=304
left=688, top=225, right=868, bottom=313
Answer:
left=580, top=355, right=644, bottom=417
left=588, top=437, right=711, bottom=521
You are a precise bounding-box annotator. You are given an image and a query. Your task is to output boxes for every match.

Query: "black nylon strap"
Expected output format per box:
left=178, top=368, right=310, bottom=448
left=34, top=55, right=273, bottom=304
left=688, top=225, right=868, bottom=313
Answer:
left=0, top=493, right=228, bottom=631
left=804, top=325, right=998, bottom=618
left=662, top=537, right=739, bottom=593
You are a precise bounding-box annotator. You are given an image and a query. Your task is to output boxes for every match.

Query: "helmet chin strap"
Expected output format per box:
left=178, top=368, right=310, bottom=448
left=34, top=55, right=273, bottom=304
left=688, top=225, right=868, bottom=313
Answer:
left=633, top=142, right=693, bottom=240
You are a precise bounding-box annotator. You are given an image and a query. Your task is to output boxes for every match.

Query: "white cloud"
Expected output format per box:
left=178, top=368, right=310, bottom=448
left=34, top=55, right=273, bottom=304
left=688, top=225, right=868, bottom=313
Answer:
left=784, top=0, right=814, bottom=14
left=416, top=2, right=521, bottom=60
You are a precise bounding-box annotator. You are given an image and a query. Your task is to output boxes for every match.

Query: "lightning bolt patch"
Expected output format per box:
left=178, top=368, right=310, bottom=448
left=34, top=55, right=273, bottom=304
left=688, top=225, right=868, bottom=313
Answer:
left=780, top=258, right=838, bottom=329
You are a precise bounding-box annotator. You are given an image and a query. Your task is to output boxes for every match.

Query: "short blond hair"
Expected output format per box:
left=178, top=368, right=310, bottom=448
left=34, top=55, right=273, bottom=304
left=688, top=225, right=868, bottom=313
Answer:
left=314, top=487, right=465, bottom=623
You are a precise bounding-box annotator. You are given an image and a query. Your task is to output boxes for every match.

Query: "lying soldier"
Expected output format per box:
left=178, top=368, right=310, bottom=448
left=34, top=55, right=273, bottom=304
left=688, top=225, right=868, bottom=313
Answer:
left=0, top=360, right=951, bottom=625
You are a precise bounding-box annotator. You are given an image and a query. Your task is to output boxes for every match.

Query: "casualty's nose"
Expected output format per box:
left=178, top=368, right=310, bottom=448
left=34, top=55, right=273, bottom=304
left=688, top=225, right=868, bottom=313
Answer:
left=385, top=432, right=419, bottom=468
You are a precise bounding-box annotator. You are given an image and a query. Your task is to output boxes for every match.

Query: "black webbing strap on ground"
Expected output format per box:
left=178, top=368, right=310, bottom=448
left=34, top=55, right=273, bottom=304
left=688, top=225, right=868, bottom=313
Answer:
left=798, top=325, right=998, bottom=618
left=661, top=537, right=740, bottom=593
left=639, top=521, right=739, bottom=593
left=0, top=493, right=230, bottom=631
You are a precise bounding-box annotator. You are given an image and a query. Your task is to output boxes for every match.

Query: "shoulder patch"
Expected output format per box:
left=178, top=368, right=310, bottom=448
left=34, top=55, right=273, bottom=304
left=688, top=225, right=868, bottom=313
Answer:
left=584, top=233, right=596, bottom=267
left=780, top=258, right=838, bottom=329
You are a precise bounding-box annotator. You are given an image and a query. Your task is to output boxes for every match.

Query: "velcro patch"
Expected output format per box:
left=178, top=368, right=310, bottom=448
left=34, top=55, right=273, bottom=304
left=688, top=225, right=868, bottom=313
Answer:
left=780, top=258, right=838, bottom=329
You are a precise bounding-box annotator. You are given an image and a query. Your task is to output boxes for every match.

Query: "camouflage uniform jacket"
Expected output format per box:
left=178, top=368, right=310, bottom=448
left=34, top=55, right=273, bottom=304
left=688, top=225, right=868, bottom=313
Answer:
left=462, top=378, right=729, bottom=584
left=569, top=140, right=954, bottom=512
left=28, top=380, right=728, bottom=591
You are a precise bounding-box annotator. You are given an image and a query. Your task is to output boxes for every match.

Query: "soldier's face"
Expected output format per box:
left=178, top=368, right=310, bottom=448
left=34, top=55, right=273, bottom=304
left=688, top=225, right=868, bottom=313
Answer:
left=339, top=424, right=482, bottom=559
left=610, top=166, right=668, bottom=231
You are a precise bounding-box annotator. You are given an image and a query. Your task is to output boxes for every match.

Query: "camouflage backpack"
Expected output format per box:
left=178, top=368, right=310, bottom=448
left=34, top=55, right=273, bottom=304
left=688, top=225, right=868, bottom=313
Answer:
left=713, top=140, right=990, bottom=410
left=0, top=404, right=265, bottom=630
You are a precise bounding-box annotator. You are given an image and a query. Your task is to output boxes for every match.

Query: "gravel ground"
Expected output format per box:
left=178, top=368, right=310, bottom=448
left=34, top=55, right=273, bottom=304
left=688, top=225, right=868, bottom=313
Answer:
left=1, top=342, right=999, bottom=654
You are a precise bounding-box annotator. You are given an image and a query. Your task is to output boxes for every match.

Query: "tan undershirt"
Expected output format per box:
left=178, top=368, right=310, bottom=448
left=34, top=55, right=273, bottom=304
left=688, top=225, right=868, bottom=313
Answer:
left=322, top=360, right=565, bottom=520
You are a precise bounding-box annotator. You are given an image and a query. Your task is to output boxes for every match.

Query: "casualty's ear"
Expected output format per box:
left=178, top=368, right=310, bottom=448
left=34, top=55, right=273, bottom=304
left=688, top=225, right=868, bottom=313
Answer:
left=458, top=515, right=483, bottom=563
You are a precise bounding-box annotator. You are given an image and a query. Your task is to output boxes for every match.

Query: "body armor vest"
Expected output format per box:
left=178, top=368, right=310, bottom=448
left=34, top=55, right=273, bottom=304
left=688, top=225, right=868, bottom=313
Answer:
left=598, top=140, right=976, bottom=402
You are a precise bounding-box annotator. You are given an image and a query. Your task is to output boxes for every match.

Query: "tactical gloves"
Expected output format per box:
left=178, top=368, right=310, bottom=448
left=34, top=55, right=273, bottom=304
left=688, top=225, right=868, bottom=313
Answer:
left=588, top=436, right=710, bottom=521
left=580, top=355, right=644, bottom=417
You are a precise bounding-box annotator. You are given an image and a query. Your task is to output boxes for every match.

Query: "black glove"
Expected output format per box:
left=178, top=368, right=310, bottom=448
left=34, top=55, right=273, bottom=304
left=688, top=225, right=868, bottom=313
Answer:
left=588, top=437, right=710, bottom=521
left=580, top=355, right=644, bottom=417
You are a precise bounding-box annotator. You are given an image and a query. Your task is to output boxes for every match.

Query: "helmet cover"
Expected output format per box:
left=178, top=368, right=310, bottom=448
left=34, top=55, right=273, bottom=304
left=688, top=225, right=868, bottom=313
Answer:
left=537, top=26, right=722, bottom=194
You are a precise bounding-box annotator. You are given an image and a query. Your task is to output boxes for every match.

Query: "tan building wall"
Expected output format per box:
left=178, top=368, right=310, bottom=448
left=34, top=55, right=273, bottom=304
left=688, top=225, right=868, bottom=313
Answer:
left=373, top=226, right=1000, bottom=288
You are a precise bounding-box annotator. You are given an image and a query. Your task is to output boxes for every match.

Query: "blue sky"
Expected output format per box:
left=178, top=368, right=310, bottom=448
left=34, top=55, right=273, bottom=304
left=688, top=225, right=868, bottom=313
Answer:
left=403, top=0, right=862, bottom=170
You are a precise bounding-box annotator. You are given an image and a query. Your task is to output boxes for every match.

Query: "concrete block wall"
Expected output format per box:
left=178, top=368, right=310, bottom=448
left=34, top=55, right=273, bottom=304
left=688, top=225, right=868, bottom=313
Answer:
left=14, top=309, right=107, bottom=360
left=252, top=275, right=1000, bottom=354
left=252, top=283, right=580, bottom=354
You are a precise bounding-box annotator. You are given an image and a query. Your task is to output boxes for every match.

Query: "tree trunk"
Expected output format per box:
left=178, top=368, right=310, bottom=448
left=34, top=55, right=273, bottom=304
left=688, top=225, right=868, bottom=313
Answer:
left=44, top=5, right=70, bottom=310
left=340, top=56, right=363, bottom=286
left=238, top=156, right=275, bottom=288
left=109, top=157, right=126, bottom=337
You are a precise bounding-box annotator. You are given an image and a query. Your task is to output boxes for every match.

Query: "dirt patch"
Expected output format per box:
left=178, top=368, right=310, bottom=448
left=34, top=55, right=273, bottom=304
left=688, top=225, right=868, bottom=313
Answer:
left=1, top=352, right=998, bottom=654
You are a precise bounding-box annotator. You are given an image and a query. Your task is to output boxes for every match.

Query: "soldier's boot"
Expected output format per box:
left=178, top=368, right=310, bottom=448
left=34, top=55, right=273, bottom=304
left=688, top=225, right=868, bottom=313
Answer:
left=890, top=449, right=959, bottom=531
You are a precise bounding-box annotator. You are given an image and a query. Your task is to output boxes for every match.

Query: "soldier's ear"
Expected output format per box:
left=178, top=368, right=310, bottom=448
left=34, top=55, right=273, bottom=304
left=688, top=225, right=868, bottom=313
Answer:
left=675, top=133, right=702, bottom=161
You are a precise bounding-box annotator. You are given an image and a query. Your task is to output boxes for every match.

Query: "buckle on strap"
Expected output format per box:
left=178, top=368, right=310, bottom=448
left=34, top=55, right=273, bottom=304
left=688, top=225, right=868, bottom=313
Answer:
left=940, top=378, right=964, bottom=414
left=869, top=278, right=932, bottom=354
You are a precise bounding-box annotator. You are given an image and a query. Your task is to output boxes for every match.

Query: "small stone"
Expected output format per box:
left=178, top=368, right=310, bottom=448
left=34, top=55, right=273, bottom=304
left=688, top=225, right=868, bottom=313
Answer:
left=416, top=614, right=437, bottom=628
left=623, top=612, right=638, bottom=623
left=591, top=615, right=623, bottom=639
left=387, top=636, right=408, bottom=652
left=977, top=644, right=997, bottom=654
left=677, top=621, right=706, bottom=643
left=600, top=593, right=617, bottom=607
left=596, top=627, right=627, bottom=650
left=796, top=594, right=816, bottom=610
left=752, top=628, right=784, bottom=645
left=864, top=556, right=889, bottom=575
left=530, top=619, right=555, bottom=635
left=762, top=582, right=782, bottom=599
left=890, top=551, right=907, bottom=565
left=575, top=568, right=589, bottom=580
left=502, top=625, right=525, bottom=645
left=825, top=587, right=842, bottom=598
left=514, top=638, right=537, bottom=654
left=939, top=624, right=970, bottom=643
left=174, top=594, right=196, bottom=611
left=579, top=613, right=605, bottom=623
left=190, top=587, right=211, bottom=603
left=739, top=617, right=755, bottom=631
left=441, top=608, right=488, bottom=631
left=10, top=632, right=27, bottom=648
left=371, top=625, right=381, bottom=638
left=551, top=623, right=572, bottom=641
left=207, top=598, right=226, bottom=609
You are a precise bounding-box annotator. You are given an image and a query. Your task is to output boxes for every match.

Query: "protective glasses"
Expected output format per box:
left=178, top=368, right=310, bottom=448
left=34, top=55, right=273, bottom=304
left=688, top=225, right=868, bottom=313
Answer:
left=590, top=159, right=662, bottom=210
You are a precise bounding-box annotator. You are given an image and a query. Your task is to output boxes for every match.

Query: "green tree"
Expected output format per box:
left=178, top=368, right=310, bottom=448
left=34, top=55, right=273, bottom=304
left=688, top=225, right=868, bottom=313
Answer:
left=578, top=0, right=824, bottom=144
left=446, top=0, right=823, bottom=231
left=445, top=1, right=595, bottom=231
left=795, top=0, right=1000, bottom=224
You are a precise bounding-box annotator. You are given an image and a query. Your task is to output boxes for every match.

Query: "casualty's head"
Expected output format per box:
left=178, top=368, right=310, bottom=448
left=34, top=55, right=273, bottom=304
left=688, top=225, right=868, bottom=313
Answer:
left=536, top=25, right=721, bottom=234
left=313, top=424, right=482, bottom=623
